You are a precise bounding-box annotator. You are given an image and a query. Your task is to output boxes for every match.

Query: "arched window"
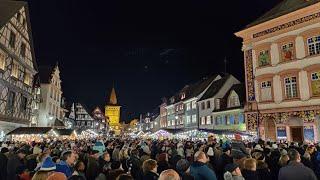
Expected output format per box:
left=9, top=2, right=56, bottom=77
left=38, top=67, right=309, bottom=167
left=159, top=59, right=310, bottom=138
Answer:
left=228, top=91, right=240, bottom=108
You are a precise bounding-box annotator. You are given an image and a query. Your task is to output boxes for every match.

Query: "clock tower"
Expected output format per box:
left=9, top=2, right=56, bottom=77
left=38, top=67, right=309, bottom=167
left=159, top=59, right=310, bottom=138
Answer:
left=105, top=86, right=121, bottom=135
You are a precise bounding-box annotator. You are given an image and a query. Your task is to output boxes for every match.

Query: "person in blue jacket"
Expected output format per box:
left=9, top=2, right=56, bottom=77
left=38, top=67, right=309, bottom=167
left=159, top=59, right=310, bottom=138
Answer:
left=56, top=150, right=76, bottom=177
left=190, top=151, right=217, bottom=180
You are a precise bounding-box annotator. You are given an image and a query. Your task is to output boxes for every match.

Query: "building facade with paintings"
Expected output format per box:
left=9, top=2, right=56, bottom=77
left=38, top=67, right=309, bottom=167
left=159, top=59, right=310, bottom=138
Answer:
left=105, top=87, right=121, bottom=135
left=38, top=64, right=66, bottom=127
left=235, top=0, right=320, bottom=142
left=0, top=1, right=38, bottom=136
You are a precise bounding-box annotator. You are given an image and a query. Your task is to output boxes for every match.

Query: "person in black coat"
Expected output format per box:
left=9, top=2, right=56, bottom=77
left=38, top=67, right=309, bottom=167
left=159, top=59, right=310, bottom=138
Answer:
left=142, top=159, right=159, bottom=180
left=0, top=147, right=8, bottom=180
left=242, top=158, right=259, bottom=180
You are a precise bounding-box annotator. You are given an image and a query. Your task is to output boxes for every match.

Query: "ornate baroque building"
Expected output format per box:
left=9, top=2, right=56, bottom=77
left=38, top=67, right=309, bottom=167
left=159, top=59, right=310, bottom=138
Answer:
left=105, top=87, right=121, bottom=135
left=0, top=1, right=38, bottom=135
left=235, top=0, right=320, bottom=142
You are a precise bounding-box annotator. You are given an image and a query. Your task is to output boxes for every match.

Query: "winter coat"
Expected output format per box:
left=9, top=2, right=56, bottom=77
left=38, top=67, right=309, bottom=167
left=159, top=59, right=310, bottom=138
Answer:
left=231, top=140, right=249, bottom=159
left=56, top=160, right=73, bottom=178
left=223, top=172, right=245, bottom=180
left=128, top=155, right=142, bottom=180
left=157, top=161, right=169, bottom=174
left=142, top=171, right=159, bottom=180
left=6, top=154, right=23, bottom=180
left=278, top=161, right=317, bottom=180
left=0, top=152, right=8, bottom=180
left=106, top=169, right=125, bottom=180
left=256, top=161, right=271, bottom=180
left=86, top=156, right=100, bottom=180
left=181, top=173, right=195, bottom=180
left=242, top=169, right=259, bottom=180
left=190, top=161, right=217, bottom=180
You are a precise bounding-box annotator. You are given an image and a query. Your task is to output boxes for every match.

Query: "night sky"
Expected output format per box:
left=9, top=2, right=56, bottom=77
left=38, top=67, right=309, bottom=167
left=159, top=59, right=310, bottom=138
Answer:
left=26, top=0, right=280, bottom=121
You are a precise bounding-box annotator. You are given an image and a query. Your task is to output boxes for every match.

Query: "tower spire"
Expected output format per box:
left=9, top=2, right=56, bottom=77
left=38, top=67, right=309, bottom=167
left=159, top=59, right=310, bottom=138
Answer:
left=109, top=85, right=117, bottom=105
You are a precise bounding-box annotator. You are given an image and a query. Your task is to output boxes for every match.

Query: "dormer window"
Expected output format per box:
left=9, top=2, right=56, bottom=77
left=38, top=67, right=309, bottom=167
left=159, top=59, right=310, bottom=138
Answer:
left=215, top=99, right=220, bottom=110
left=170, top=97, right=175, bottom=103
left=228, top=91, right=240, bottom=108
left=181, top=93, right=185, bottom=100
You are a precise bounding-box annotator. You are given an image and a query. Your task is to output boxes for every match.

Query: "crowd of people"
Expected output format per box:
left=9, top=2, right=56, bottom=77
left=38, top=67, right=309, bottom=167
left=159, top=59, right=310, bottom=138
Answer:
left=0, top=134, right=319, bottom=180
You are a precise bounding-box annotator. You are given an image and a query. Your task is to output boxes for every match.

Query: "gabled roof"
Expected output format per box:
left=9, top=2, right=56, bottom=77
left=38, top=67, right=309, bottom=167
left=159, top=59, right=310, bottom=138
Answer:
left=198, top=75, right=230, bottom=101
left=0, top=1, right=38, bottom=74
left=38, top=66, right=54, bottom=83
left=0, top=1, right=26, bottom=29
left=212, top=83, right=245, bottom=112
left=53, top=119, right=65, bottom=127
left=247, top=0, right=320, bottom=28
left=168, top=74, right=220, bottom=105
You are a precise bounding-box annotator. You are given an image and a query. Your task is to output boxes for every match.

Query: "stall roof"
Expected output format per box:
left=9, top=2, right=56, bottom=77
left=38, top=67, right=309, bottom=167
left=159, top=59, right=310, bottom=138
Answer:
left=54, top=129, right=74, bottom=136
left=7, top=127, right=52, bottom=135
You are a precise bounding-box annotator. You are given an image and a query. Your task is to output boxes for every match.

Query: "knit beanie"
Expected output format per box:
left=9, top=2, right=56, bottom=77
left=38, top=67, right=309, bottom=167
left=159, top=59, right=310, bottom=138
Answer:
left=40, top=157, right=56, bottom=171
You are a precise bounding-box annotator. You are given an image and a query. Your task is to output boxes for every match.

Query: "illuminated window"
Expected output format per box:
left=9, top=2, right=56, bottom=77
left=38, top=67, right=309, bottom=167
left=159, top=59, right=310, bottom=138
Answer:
left=186, top=116, right=191, bottom=124
left=281, top=42, right=294, bottom=61
left=260, top=81, right=272, bottom=101
left=192, top=114, right=197, bottom=123
left=192, top=101, right=196, bottom=109
left=11, top=63, right=18, bottom=78
left=228, top=91, right=240, bottom=107
left=206, top=116, right=211, bottom=124
left=186, top=103, right=191, bottom=111
left=258, top=50, right=270, bottom=67
left=201, top=117, right=205, bottom=125
left=0, top=53, right=5, bottom=70
left=181, top=93, right=185, bottom=100
left=307, top=35, right=320, bottom=56
left=24, top=72, right=31, bottom=85
left=167, top=120, right=171, bottom=126
left=284, top=77, right=298, bottom=99
left=172, top=119, right=175, bottom=126
left=215, top=99, right=220, bottom=110
left=311, top=71, right=320, bottom=96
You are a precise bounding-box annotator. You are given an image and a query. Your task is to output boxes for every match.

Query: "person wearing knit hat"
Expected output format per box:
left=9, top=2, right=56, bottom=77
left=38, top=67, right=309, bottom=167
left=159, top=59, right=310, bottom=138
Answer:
left=40, top=156, right=56, bottom=171
left=254, top=144, right=264, bottom=152
left=47, top=172, right=67, bottom=180
left=224, top=163, right=244, bottom=180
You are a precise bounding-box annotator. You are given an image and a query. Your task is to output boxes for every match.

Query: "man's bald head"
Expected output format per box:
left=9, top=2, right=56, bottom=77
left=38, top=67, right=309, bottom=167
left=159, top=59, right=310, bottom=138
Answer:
left=159, top=169, right=180, bottom=180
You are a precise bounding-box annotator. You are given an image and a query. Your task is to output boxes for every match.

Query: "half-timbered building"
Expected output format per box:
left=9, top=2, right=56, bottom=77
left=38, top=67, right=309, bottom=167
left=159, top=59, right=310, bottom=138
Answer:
left=0, top=1, right=38, bottom=135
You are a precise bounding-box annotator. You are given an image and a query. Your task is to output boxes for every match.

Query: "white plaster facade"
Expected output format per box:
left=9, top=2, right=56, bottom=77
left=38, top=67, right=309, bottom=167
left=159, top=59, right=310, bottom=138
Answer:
left=38, top=65, right=64, bottom=127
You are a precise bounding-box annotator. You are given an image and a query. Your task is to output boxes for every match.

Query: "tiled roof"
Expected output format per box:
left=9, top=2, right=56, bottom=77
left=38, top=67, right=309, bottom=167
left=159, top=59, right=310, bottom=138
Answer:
left=198, top=75, right=230, bottom=101
left=247, top=0, right=320, bottom=28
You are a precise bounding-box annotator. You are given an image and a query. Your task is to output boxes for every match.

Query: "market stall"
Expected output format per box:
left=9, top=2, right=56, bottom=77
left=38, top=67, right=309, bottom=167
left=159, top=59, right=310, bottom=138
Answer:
left=7, top=127, right=53, bottom=142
